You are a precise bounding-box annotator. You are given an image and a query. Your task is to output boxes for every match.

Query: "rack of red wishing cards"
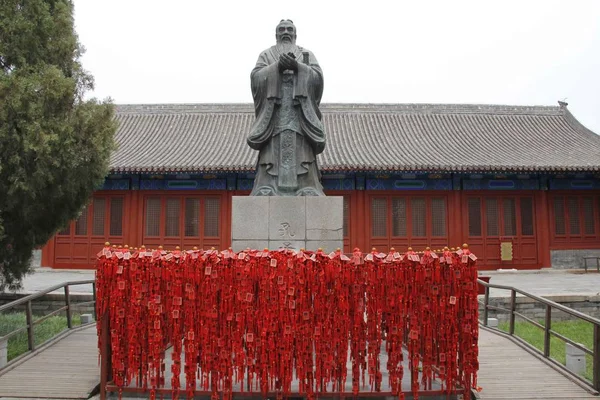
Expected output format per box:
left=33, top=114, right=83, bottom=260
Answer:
left=96, top=244, right=479, bottom=400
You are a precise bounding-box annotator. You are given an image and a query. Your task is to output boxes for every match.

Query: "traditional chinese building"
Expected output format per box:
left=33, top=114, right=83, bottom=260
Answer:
left=41, top=102, right=600, bottom=271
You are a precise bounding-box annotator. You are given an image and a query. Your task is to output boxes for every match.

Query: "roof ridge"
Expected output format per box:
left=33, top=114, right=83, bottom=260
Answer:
left=562, top=107, right=600, bottom=138
left=115, top=102, right=562, bottom=116
left=320, top=103, right=561, bottom=115
left=115, top=103, right=255, bottom=114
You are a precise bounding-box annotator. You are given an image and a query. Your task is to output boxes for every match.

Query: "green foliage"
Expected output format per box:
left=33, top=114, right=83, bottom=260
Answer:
left=0, top=311, right=81, bottom=360
left=498, top=319, right=594, bottom=381
left=0, top=0, right=117, bottom=289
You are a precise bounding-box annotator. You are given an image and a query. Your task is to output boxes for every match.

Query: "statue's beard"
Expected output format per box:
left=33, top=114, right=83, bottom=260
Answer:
left=276, top=39, right=296, bottom=55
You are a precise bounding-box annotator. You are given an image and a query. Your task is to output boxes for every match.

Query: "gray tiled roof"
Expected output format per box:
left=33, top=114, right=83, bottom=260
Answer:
left=111, top=103, right=600, bottom=173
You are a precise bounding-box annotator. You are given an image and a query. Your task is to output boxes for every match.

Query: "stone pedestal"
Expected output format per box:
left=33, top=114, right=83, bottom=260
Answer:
left=80, top=314, right=94, bottom=324
left=486, top=317, right=499, bottom=328
left=565, top=343, right=586, bottom=375
left=232, top=196, right=343, bottom=252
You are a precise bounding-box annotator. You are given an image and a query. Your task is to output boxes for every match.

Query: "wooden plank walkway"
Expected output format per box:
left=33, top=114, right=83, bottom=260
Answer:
left=0, top=325, right=99, bottom=399
left=0, top=324, right=597, bottom=399
left=477, top=327, right=597, bottom=399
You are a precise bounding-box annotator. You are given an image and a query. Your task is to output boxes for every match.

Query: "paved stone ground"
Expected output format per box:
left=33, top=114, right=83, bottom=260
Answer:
left=17, top=266, right=95, bottom=294
left=13, top=249, right=598, bottom=297
left=8, top=265, right=600, bottom=298
left=483, top=268, right=600, bottom=298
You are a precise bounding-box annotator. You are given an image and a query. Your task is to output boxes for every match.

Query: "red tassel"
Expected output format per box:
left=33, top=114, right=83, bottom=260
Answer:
left=96, top=245, right=480, bottom=398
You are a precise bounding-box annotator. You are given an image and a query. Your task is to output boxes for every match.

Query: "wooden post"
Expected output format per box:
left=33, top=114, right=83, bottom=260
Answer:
left=509, top=290, right=516, bottom=335
left=64, top=285, right=72, bottom=329
left=483, top=286, right=490, bottom=326
left=25, top=301, right=35, bottom=351
left=593, top=323, right=599, bottom=392
left=92, top=282, right=97, bottom=320
left=544, top=304, right=551, bottom=357
left=100, top=311, right=111, bottom=400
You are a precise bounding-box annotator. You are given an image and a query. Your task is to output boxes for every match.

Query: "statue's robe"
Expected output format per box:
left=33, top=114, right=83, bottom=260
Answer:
left=247, top=44, right=325, bottom=196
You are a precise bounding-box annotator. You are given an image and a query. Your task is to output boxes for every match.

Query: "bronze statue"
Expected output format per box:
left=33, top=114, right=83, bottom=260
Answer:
left=247, top=20, right=325, bottom=196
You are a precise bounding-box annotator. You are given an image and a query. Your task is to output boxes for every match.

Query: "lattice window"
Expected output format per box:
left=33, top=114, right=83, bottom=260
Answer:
left=391, top=198, right=407, bottom=237
left=371, top=198, right=387, bottom=237
left=567, top=197, right=580, bottom=235
left=582, top=197, right=595, bottom=235
left=92, top=198, right=106, bottom=236
left=204, top=198, right=220, bottom=237
left=485, top=198, right=499, bottom=236
left=411, top=198, right=426, bottom=237
left=145, top=198, right=161, bottom=236
left=467, top=198, right=481, bottom=237
left=185, top=198, right=199, bottom=237
left=520, top=197, right=534, bottom=236
left=554, top=197, right=565, bottom=235
left=343, top=196, right=349, bottom=238
left=110, top=198, right=123, bottom=236
left=431, top=198, right=446, bottom=237
left=166, top=198, right=180, bottom=237
left=58, top=225, right=70, bottom=235
left=503, top=198, right=516, bottom=236
left=75, top=205, right=88, bottom=236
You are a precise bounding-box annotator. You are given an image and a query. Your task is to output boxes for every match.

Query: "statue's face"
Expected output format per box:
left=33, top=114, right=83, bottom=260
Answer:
left=276, top=21, right=296, bottom=45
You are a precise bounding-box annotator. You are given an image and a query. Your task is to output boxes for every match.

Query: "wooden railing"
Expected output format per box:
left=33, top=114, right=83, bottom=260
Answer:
left=0, top=280, right=96, bottom=369
left=478, top=278, right=600, bottom=393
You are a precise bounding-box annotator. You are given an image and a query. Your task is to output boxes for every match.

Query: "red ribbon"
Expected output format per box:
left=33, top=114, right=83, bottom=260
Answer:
left=96, top=246, right=479, bottom=399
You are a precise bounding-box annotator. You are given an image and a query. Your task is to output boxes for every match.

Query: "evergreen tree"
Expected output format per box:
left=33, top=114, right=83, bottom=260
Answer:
left=0, top=0, right=116, bottom=290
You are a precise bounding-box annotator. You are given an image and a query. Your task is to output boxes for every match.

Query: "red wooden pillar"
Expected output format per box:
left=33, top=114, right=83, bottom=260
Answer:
left=450, top=191, right=463, bottom=246
left=136, top=192, right=146, bottom=248
left=41, top=237, right=55, bottom=268
left=127, top=191, right=139, bottom=248
left=354, top=190, right=368, bottom=251
left=222, top=191, right=233, bottom=250
left=536, top=190, right=551, bottom=268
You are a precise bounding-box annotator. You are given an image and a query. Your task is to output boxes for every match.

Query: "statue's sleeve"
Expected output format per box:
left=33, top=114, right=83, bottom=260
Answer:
left=296, top=51, right=326, bottom=154
left=296, top=52, right=323, bottom=105
left=247, top=52, right=278, bottom=150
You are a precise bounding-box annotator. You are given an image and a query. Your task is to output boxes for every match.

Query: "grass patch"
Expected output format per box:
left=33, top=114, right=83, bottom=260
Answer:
left=498, top=319, right=594, bottom=381
left=0, top=312, right=81, bottom=361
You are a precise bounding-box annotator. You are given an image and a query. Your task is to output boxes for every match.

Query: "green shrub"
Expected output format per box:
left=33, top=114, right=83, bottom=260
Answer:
left=0, top=312, right=81, bottom=361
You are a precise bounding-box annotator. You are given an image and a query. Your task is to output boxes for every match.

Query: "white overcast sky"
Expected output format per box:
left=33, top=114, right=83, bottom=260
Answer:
left=74, top=0, right=600, bottom=134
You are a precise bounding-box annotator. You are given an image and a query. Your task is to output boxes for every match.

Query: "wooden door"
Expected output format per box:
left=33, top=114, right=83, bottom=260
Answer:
left=141, top=193, right=225, bottom=251
left=549, top=194, right=600, bottom=247
left=367, top=193, right=450, bottom=253
left=465, top=194, right=537, bottom=267
left=54, top=194, right=127, bottom=268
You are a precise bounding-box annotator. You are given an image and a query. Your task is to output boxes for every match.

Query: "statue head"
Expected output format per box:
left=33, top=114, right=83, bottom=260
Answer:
left=275, top=19, right=297, bottom=45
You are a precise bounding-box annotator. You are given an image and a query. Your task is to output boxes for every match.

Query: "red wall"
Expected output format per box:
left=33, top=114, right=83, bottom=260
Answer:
left=41, top=189, right=600, bottom=270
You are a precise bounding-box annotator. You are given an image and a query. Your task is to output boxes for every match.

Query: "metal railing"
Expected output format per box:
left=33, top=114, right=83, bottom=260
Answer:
left=0, top=280, right=96, bottom=369
left=478, top=278, right=600, bottom=392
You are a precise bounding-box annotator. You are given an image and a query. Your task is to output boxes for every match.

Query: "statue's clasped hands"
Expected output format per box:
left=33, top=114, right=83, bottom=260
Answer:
left=279, top=52, right=298, bottom=72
